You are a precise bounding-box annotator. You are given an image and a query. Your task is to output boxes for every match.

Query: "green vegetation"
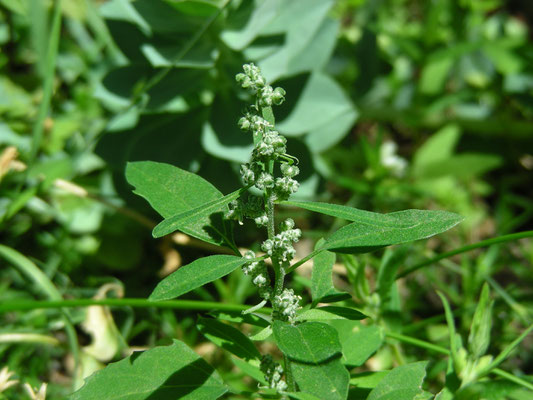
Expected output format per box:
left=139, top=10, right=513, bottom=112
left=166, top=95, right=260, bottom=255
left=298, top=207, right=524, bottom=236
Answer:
left=1, top=1, right=532, bottom=399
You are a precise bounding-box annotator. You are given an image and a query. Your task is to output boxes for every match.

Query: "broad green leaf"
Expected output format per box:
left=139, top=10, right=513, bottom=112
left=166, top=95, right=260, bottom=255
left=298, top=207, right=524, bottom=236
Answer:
left=273, top=321, right=342, bottom=363
left=126, top=161, right=235, bottom=246
left=287, top=18, right=339, bottom=76
left=149, top=255, right=247, bottom=301
left=311, top=243, right=350, bottom=304
left=328, top=320, right=383, bottom=367
left=305, top=106, right=358, bottom=153
left=283, top=201, right=462, bottom=253
left=257, top=0, right=334, bottom=81
left=201, top=94, right=254, bottom=163
left=292, top=357, right=349, bottom=400
left=367, top=361, right=428, bottom=400
left=297, top=306, right=367, bottom=322
left=70, top=340, right=227, bottom=400
left=276, top=73, right=355, bottom=138
left=197, top=317, right=261, bottom=361
left=128, top=162, right=210, bottom=216
left=152, top=187, right=245, bottom=239
left=221, top=0, right=281, bottom=50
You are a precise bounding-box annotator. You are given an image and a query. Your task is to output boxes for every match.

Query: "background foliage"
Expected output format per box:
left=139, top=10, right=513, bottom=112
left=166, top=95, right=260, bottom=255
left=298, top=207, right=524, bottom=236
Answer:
left=0, top=0, right=532, bottom=399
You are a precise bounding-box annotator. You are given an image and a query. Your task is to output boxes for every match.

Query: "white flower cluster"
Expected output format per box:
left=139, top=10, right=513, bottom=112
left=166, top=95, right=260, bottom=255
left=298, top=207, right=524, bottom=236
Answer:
left=260, top=355, right=288, bottom=392
left=272, top=288, right=302, bottom=324
left=261, top=219, right=301, bottom=264
left=243, top=251, right=271, bottom=300
left=236, top=64, right=299, bottom=202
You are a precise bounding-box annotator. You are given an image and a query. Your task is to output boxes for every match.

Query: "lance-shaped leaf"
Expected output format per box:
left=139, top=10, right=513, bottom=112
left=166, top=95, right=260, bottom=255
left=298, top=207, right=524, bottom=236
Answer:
left=296, top=306, right=367, bottom=322
left=197, top=317, right=261, bottom=361
left=273, top=321, right=342, bottom=363
left=126, top=161, right=235, bottom=247
left=311, top=240, right=350, bottom=304
left=149, top=255, right=247, bottom=301
left=282, top=201, right=462, bottom=253
left=70, top=340, right=227, bottom=400
left=153, top=187, right=246, bottom=239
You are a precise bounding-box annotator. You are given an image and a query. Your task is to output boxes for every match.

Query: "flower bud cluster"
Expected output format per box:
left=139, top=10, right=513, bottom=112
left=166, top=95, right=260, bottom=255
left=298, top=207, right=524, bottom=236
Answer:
left=260, top=355, right=287, bottom=392
left=243, top=251, right=271, bottom=300
left=272, top=288, right=302, bottom=323
left=236, top=64, right=298, bottom=202
left=253, top=130, right=287, bottom=159
left=238, top=114, right=272, bottom=132
left=226, top=196, right=268, bottom=227
left=261, top=219, right=301, bottom=263
left=236, top=63, right=285, bottom=107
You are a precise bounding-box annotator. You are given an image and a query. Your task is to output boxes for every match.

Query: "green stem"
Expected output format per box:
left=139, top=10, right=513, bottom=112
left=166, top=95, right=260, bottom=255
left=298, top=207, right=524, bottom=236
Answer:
left=385, top=331, right=533, bottom=391
left=0, top=244, right=80, bottom=390
left=0, top=298, right=271, bottom=314
left=397, top=230, right=533, bottom=279
left=286, top=248, right=324, bottom=274
left=284, top=353, right=296, bottom=392
left=29, top=0, right=62, bottom=162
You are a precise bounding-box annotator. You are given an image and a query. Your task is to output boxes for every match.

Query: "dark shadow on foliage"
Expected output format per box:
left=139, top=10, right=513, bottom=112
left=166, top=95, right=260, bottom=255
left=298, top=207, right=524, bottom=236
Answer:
left=145, top=358, right=215, bottom=399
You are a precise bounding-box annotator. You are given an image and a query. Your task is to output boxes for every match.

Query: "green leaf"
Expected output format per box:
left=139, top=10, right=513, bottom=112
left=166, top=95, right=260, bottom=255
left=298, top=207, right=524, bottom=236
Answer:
left=201, top=94, right=254, bottom=163
left=273, top=321, right=342, bottom=363
left=250, top=326, right=273, bottom=341
left=367, top=361, right=428, bottom=400
left=126, top=161, right=235, bottom=246
left=149, top=255, right=247, bottom=301
left=208, top=310, right=270, bottom=328
left=468, top=283, right=493, bottom=359
left=291, top=357, right=349, bottom=400
left=126, top=161, right=220, bottom=219
left=412, top=124, right=461, bottom=174
left=350, top=371, right=390, bottom=389
left=152, top=187, right=245, bottom=239
left=283, top=201, right=463, bottom=253
left=297, top=306, right=367, bottom=322
left=287, top=392, right=323, bottom=400
left=377, top=246, right=409, bottom=311
left=221, top=0, right=281, bottom=51
left=328, top=320, right=383, bottom=367
left=414, top=153, right=502, bottom=180
left=197, top=317, right=261, bottom=361
left=231, top=357, right=267, bottom=385
left=276, top=73, right=355, bottom=138
left=420, top=56, right=454, bottom=95
left=311, top=241, right=350, bottom=304
left=256, top=0, right=334, bottom=81
left=70, top=340, right=227, bottom=400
